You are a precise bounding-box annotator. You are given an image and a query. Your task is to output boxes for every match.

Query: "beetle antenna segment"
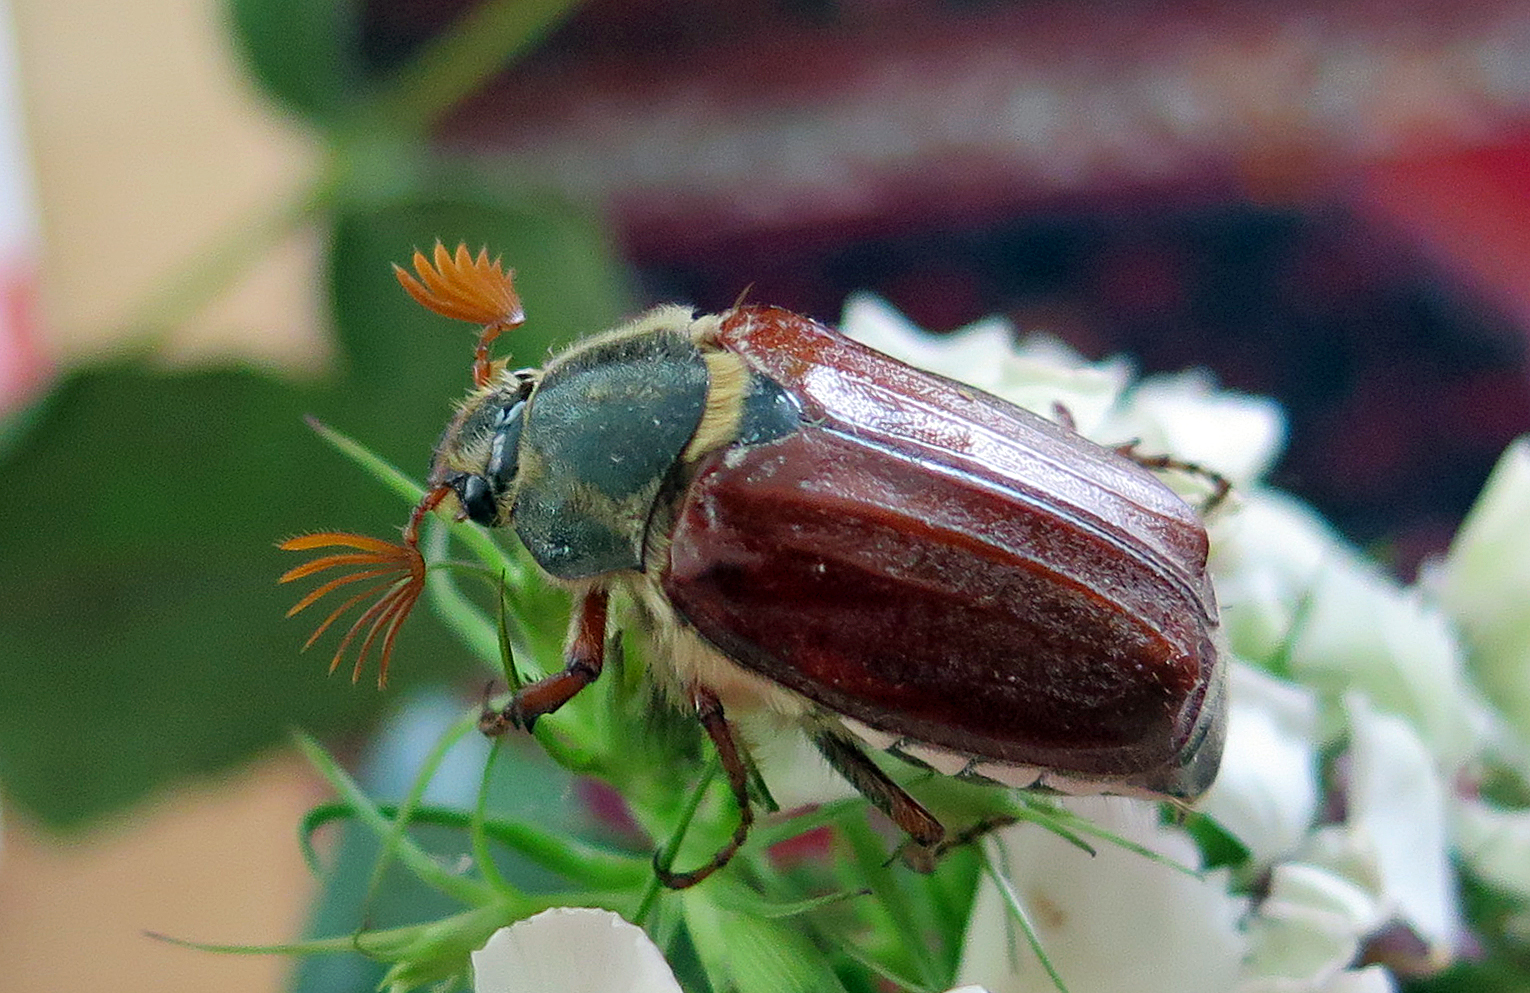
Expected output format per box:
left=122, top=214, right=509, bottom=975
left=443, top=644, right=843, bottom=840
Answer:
left=393, top=241, right=526, bottom=388
left=278, top=484, right=452, bottom=687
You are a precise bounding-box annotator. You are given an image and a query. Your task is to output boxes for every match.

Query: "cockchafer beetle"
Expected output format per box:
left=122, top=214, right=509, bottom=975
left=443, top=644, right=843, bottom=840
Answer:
left=282, top=243, right=1227, bottom=888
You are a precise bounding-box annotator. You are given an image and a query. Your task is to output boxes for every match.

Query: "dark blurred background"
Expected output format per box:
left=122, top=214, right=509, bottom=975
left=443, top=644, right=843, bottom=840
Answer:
left=422, top=0, right=1530, bottom=573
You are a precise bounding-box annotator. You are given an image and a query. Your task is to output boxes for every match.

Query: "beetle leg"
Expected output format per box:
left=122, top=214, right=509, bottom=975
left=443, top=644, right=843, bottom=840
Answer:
left=479, top=588, right=609, bottom=736
left=810, top=726, right=947, bottom=871
left=654, top=687, right=755, bottom=889
left=929, top=814, right=1025, bottom=858
left=1114, top=442, right=1232, bottom=514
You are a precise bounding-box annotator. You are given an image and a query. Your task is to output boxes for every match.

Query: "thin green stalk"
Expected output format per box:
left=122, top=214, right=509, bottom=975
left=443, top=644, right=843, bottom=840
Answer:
left=294, top=730, right=497, bottom=907
left=472, top=741, right=513, bottom=894
left=841, top=816, right=940, bottom=990
left=306, top=417, right=425, bottom=506
left=364, top=712, right=490, bottom=905
left=633, top=757, right=721, bottom=924
left=363, top=0, right=584, bottom=135
left=983, top=845, right=1071, bottom=993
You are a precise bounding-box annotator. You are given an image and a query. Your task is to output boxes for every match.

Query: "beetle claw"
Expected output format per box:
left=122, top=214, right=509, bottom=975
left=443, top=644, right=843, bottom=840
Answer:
left=895, top=840, right=939, bottom=874
left=478, top=694, right=534, bottom=737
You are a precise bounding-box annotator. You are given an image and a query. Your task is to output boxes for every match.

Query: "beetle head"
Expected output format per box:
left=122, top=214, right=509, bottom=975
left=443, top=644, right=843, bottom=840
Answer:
left=279, top=243, right=526, bottom=685
left=427, top=369, right=537, bottom=529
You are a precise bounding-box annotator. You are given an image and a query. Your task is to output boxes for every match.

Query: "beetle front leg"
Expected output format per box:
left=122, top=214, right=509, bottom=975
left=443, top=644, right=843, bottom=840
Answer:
left=480, top=588, right=609, bottom=736
left=811, top=725, right=947, bottom=872
left=654, top=686, right=756, bottom=889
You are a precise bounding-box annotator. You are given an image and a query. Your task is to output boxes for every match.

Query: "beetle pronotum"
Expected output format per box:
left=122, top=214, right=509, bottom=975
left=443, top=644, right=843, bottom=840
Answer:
left=282, top=243, right=1226, bottom=888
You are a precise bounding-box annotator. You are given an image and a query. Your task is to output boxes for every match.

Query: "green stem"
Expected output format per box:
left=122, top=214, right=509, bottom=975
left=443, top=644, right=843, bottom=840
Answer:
left=633, top=757, right=721, bottom=924
left=983, top=846, right=1071, bottom=993
left=364, top=0, right=585, bottom=135
left=294, top=730, right=496, bottom=907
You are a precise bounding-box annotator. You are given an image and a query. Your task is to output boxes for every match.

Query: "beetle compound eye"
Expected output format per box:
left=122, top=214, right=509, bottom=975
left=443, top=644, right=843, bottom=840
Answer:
left=455, top=474, right=498, bottom=526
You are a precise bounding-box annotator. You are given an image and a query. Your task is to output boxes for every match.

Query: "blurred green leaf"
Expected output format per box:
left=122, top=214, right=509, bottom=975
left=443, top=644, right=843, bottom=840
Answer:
left=226, top=0, right=368, bottom=125
left=0, top=364, right=453, bottom=827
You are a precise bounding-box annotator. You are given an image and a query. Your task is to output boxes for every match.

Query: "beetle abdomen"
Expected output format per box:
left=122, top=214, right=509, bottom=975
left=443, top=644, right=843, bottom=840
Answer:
left=663, top=424, right=1217, bottom=789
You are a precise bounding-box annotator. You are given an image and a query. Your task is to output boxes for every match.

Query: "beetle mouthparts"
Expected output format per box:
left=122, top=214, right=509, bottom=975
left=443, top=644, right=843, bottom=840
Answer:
left=277, top=485, right=451, bottom=687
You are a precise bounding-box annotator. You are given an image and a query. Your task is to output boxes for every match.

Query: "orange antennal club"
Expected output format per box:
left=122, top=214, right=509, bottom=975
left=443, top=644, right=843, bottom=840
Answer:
left=394, top=241, right=526, bottom=388
left=279, top=484, right=453, bottom=687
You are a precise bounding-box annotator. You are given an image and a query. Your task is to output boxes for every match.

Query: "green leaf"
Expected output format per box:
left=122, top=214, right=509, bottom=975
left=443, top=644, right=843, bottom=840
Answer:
left=0, top=365, right=465, bottom=827
left=226, top=0, right=368, bottom=124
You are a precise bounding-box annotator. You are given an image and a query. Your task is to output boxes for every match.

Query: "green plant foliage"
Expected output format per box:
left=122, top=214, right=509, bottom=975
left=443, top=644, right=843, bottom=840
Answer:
left=0, top=192, right=626, bottom=827
left=226, top=0, right=369, bottom=125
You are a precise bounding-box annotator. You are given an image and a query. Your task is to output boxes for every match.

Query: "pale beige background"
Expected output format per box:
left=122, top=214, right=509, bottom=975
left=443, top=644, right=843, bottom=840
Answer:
left=2, top=0, right=341, bottom=990
left=13, top=0, right=326, bottom=371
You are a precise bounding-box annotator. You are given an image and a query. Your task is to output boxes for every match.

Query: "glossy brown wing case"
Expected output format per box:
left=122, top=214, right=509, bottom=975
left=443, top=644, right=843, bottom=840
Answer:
left=661, top=306, right=1223, bottom=796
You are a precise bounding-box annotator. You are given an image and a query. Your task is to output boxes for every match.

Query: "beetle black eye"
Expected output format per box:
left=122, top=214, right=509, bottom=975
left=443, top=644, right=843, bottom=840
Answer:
left=455, top=474, right=498, bottom=526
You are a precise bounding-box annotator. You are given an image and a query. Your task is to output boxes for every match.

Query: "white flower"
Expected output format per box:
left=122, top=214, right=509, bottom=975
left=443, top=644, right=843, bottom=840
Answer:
left=1429, top=437, right=1530, bottom=740
left=1453, top=798, right=1530, bottom=904
left=1289, top=698, right=1458, bottom=972
left=1284, top=553, right=1488, bottom=772
left=470, top=907, right=989, bottom=993
left=1206, top=490, right=1338, bottom=667
left=839, top=293, right=1130, bottom=435
left=956, top=798, right=1247, bottom=993
left=472, top=909, right=682, bottom=993
left=1240, top=861, right=1387, bottom=987
left=1103, top=370, right=1286, bottom=490
left=1200, top=663, right=1321, bottom=867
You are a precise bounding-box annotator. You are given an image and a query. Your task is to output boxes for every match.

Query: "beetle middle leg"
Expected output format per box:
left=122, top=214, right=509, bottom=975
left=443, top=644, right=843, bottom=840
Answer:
left=653, top=686, right=755, bottom=889
left=811, top=725, right=948, bottom=872
left=480, top=588, right=609, bottom=735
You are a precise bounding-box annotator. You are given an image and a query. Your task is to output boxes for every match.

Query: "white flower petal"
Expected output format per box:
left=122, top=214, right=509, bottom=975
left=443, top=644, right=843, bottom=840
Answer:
left=1106, top=371, right=1286, bottom=488
left=1237, top=963, right=1397, bottom=993
left=1200, top=664, right=1321, bottom=866
left=1341, top=697, right=1458, bottom=965
left=1453, top=797, right=1530, bottom=903
left=985, top=336, right=1131, bottom=437
left=838, top=293, right=1130, bottom=434
left=1287, top=557, right=1486, bottom=770
left=472, top=908, right=682, bottom=993
left=1242, top=862, right=1384, bottom=984
left=1429, top=437, right=1530, bottom=738
left=957, top=798, right=1246, bottom=993
left=1319, top=966, right=1398, bottom=993
left=1206, top=490, right=1340, bottom=667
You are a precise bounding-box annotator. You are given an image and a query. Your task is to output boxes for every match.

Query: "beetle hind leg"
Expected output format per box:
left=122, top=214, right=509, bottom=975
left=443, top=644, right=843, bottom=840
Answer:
left=1113, top=442, right=1232, bottom=514
left=654, top=686, right=755, bottom=889
left=811, top=725, right=949, bottom=872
